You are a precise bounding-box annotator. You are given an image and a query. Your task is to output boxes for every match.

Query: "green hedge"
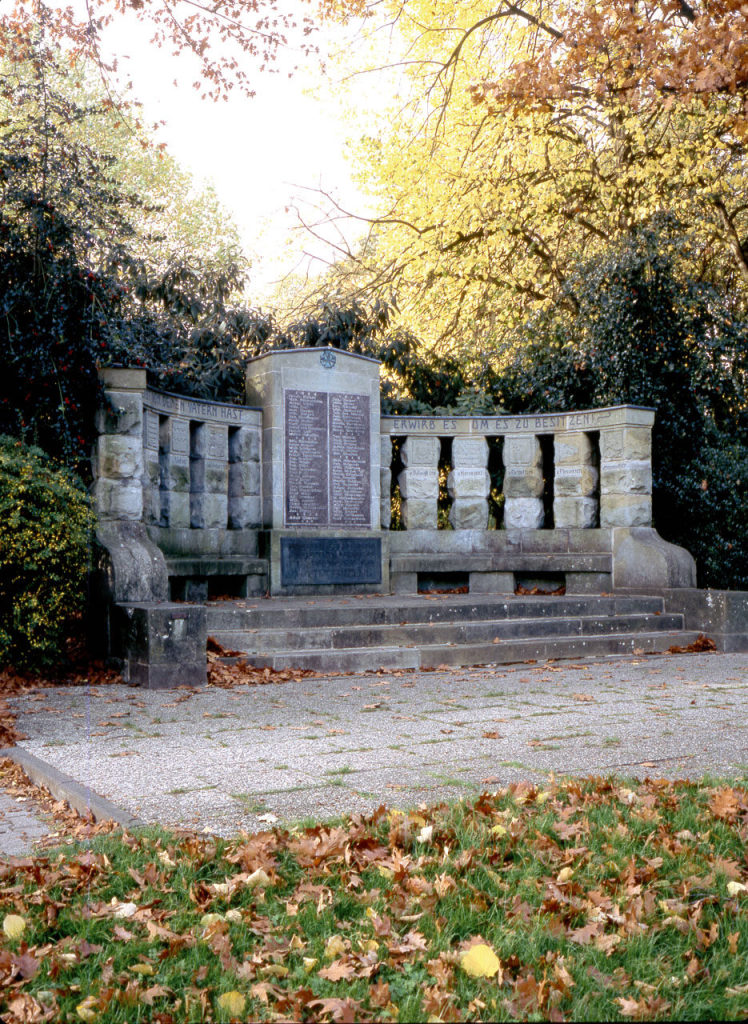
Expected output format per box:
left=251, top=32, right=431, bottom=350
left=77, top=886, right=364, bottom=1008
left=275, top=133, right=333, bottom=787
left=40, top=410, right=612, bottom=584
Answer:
left=0, top=437, right=94, bottom=670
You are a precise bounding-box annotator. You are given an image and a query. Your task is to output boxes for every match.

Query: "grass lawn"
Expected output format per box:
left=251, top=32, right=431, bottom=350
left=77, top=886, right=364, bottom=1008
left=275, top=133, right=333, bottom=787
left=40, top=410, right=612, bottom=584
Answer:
left=1, top=776, right=747, bottom=1022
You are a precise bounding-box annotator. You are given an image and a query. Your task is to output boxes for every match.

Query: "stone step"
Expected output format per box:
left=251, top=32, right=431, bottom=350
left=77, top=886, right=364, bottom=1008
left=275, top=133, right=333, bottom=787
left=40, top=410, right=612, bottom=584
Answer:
left=209, top=612, right=685, bottom=655
left=205, top=593, right=666, bottom=631
left=218, top=629, right=702, bottom=673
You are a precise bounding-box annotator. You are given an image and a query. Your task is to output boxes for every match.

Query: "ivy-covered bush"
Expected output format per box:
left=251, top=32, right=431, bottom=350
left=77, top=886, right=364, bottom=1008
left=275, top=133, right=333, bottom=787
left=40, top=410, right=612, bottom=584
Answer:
left=0, top=437, right=94, bottom=670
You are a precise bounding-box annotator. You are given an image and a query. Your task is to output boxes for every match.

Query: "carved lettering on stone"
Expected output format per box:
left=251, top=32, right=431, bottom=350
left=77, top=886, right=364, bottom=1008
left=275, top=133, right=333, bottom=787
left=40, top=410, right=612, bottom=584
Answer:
left=285, top=390, right=329, bottom=526
left=284, top=389, right=371, bottom=528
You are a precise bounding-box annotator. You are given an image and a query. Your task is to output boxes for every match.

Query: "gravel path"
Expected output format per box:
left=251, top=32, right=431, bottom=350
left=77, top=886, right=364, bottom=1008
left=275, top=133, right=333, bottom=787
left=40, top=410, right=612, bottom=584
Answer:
left=4, top=650, right=747, bottom=841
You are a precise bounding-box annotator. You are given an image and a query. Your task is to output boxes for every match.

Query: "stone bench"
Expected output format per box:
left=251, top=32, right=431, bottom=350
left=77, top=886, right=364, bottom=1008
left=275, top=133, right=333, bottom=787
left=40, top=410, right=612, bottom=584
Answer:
left=165, top=556, right=268, bottom=602
left=390, top=552, right=612, bottom=595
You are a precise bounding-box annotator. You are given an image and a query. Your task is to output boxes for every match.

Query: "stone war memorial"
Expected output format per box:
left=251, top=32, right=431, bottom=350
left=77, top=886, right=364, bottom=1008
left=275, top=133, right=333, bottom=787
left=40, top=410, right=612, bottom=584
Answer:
left=90, top=349, right=748, bottom=687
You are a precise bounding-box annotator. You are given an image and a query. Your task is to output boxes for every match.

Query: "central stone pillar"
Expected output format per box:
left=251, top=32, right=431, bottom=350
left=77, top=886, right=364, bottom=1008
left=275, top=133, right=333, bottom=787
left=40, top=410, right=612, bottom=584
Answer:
left=246, top=347, right=387, bottom=594
left=448, top=436, right=490, bottom=529
left=502, top=435, right=544, bottom=529
left=553, top=431, right=598, bottom=528
left=399, top=436, right=440, bottom=529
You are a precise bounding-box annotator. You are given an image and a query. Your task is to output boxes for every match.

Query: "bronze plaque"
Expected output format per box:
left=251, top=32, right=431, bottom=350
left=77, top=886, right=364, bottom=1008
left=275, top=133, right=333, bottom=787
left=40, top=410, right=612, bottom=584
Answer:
left=281, top=537, right=381, bottom=585
left=285, top=390, right=328, bottom=526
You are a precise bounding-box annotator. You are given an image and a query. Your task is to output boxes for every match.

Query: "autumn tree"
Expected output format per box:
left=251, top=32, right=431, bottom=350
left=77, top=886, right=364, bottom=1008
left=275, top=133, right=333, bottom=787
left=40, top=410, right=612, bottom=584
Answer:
left=2, top=0, right=336, bottom=100
left=314, top=0, right=748, bottom=353
left=0, top=37, right=273, bottom=470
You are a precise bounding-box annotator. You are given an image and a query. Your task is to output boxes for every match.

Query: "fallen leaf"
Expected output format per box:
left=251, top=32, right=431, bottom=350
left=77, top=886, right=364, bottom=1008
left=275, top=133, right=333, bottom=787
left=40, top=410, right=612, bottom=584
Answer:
left=324, top=935, right=347, bottom=960
left=111, top=900, right=138, bottom=919
left=319, top=958, right=357, bottom=982
left=216, top=990, right=246, bottom=1016
left=130, top=963, right=155, bottom=976
left=3, top=914, right=26, bottom=940
left=76, top=996, right=99, bottom=1022
left=460, top=943, right=501, bottom=978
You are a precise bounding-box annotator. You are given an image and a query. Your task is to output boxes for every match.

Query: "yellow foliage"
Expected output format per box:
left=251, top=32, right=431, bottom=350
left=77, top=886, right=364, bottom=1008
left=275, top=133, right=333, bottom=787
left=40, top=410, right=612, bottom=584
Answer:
left=2, top=914, right=25, bottom=940
left=216, top=990, right=246, bottom=1017
left=460, top=942, right=501, bottom=978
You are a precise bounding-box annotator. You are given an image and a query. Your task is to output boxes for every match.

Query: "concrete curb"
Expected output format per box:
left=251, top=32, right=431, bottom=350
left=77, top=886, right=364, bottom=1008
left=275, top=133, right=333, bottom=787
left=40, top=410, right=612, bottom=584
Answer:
left=0, top=746, right=144, bottom=829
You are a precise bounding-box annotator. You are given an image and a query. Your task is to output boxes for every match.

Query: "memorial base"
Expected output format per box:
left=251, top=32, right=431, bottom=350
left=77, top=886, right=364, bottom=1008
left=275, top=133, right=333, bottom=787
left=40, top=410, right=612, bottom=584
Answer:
left=263, top=530, right=390, bottom=596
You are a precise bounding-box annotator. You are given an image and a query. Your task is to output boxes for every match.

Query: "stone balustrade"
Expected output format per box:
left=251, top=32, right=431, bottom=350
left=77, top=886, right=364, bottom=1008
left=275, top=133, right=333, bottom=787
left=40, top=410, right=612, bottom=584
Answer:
left=92, top=368, right=266, bottom=610
left=381, top=405, right=654, bottom=531
left=94, top=368, right=262, bottom=533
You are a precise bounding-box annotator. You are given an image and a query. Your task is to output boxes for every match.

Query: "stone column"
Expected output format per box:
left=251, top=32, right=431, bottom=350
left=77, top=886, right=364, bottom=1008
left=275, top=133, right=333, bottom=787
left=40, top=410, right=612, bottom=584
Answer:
left=553, top=432, right=598, bottom=528
left=228, top=426, right=262, bottom=529
left=502, top=434, right=544, bottom=529
left=380, top=435, right=393, bottom=530
left=398, top=436, right=439, bottom=530
left=448, top=437, right=490, bottom=530
left=159, top=417, right=190, bottom=528
left=600, top=425, right=652, bottom=527
left=190, top=423, right=229, bottom=529
left=92, top=369, right=146, bottom=522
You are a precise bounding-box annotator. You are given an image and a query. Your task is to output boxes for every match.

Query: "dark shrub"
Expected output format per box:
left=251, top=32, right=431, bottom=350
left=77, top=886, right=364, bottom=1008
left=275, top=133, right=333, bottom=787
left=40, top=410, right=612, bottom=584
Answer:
left=0, top=437, right=94, bottom=669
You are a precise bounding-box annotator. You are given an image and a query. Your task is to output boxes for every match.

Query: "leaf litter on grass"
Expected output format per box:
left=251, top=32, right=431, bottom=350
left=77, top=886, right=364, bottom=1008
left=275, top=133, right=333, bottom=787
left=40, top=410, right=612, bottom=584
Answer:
left=0, top=775, right=747, bottom=1022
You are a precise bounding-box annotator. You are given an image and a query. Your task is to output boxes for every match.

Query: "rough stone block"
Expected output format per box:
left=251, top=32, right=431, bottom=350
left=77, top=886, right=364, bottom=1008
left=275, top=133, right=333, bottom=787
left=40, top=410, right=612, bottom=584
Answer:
left=468, top=571, right=514, bottom=594
left=94, top=435, right=143, bottom=481
left=144, top=454, right=159, bottom=486
left=565, top=572, right=612, bottom=594
left=601, top=461, right=652, bottom=494
left=398, top=467, right=439, bottom=500
left=159, top=417, right=189, bottom=456
left=612, top=528, right=696, bottom=589
left=554, top=465, right=599, bottom=497
left=380, top=435, right=393, bottom=467
left=401, top=436, right=440, bottom=467
left=190, top=492, right=228, bottom=530
left=95, top=392, right=143, bottom=437
left=115, top=603, right=207, bottom=689
left=600, top=426, right=651, bottom=461
left=160, top=490, right=190, bottom=529
left=143, top=484, right=160, bottom=526
left=160, top=454, right=190, bottom=492
left=449, top=499, right=488, bottom=530
left=228, top=460, right=260, bottom=497
left=600, top=493, right=652, bottom=527
left=191, top=423, right=228, bottom=461
left=191, top=458, right=228, bottom=494
left=503, top=496, right=544, bottom=530
left=228, top=495, right=261, bottom=530
left=144, top=409, right=160, bottom=453
left=229, top=426, right=260, bottom=463
left=400, top=499, right=437, bottom=530
left=452, top=436, right=488, bottom=467
left=380, top=496, right=392, bottom=530
left=391, top=571, right=418, bottom=594
left=447, top=467, right=490, bottom=498
left=554, top=431, right=593, bottom=466
left=553, top=496, right=598, bottom=529
left=93, top=479, right=143, bottom=521
left=502, top=468, right=545, bottom=498
left=503, top=434, right=542, bottom=468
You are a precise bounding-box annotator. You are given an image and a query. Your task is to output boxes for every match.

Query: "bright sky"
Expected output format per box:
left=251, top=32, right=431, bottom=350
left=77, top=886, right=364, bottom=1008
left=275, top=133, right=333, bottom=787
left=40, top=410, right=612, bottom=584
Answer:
left=88, top=3, right=383, bottom=303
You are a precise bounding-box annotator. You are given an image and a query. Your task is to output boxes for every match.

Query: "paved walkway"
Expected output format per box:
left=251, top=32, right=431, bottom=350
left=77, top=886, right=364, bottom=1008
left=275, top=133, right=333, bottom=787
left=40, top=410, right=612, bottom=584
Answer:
left=0, top=788, right=54, bottom=856
left=1, top=650, right=746, bottom=851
